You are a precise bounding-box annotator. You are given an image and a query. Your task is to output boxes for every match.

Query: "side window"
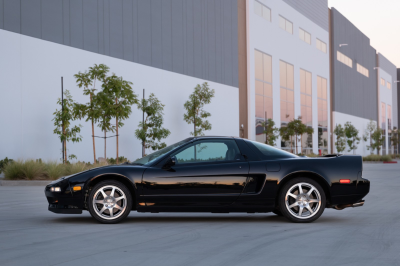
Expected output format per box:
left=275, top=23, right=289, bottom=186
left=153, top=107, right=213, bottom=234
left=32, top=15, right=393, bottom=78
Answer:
left=246, top=140, right=297, bottom=159
left=173, top=140, right=241, bottom=164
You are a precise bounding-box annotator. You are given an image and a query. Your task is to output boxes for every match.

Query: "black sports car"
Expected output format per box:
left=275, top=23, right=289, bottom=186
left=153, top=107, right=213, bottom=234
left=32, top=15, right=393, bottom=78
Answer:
left=45, top=136, right=370, bottom=223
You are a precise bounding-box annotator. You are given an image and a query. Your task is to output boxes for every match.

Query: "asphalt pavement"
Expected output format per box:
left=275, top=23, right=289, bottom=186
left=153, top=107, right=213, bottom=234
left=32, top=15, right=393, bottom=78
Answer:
left=0, top=164, right=399, bottom=266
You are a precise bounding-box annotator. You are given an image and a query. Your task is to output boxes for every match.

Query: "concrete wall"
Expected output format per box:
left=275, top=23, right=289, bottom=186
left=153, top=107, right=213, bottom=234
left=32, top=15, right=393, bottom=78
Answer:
left=330, top=8, right=377, bottom=122
left=0, top=30, right=239, bottom=162
left=0, top=0, right=239, bottom=87
left=247, top=0, right=330, bottom=153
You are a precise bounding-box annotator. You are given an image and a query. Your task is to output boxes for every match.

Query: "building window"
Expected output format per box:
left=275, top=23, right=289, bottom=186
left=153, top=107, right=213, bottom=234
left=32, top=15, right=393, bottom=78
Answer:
left=356, top=63, right=369, bottom=77
left=280, top=61, right=294, bottom=125
left=387, top=82, right=391, bottom=89
left=299, top=28, right=311, bottom=44
left=254, top=1, right=271, bottom=22
left=300, top=69, right=313, bottom=154
left=316, top=39, right=327, bottom=53
left=317, top=76, right=328, bottom=154
left=337, top=51, right=352, bottom=68
left=255, top=50, right=273, bottom=143
left=381, top=78, right=385, bottom=86
left=279, top=16, right=293, bottom=34
left=280, top=61, right=294, bottom=151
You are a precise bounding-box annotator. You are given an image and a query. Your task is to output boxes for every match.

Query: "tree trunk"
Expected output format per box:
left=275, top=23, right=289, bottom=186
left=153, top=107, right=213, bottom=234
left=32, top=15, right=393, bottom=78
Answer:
left=300, top=134, right=303, bottom=155
left=64, top=140, right=67, bottom=165
left=104, top=130, right=106, bottom=161
left=63, top=127, right=67, bottom=165
left=290, top=136, right=293, bottom=153
left=116, top=98, right=119, bottom=164
left=91, top=94, right=96, bottom=164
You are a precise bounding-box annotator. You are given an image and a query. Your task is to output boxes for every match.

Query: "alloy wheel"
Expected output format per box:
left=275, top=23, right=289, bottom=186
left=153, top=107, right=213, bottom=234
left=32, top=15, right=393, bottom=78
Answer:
left=92, top=185, right=127, bottom=220
left=285, top=182, right=321, bottom=219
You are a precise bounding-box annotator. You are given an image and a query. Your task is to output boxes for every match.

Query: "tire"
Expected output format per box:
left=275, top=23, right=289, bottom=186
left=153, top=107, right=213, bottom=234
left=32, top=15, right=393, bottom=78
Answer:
left=278, top=177, right=326, bottom=223
left=88, top=180, right=132, bottom=224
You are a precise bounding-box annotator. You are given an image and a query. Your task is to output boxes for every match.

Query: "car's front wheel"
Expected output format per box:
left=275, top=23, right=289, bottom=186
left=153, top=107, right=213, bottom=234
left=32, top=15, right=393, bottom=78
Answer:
left=88, top=180, right=132, bottom=224
left=278, top=178, right=326, bottom=223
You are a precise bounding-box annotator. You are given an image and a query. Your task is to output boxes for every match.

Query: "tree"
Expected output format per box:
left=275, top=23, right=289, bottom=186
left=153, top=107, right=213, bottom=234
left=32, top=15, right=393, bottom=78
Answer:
left=280, top=126, right=295, bottom=153
left=344, top=122, right=360, bottom=154
left=362, top=120, right=377, bottom=154
left=286, top=118, right=311, bottom=154
left=371, top=127, right=385, bottom=155
left=135, top=93, right=171, bottom=155
left=102, top=74, right=138, bottom=164
left=53, top=90, right=82, bottom=164
left=261, top=118, right=279, bottom=146
left=183, top=82, right=215, bottom=136
left=333, top=124, right=346, bottom=153
left=74, top=64, right=110, bottom=164
left=391, top=127, right=399, bottom=155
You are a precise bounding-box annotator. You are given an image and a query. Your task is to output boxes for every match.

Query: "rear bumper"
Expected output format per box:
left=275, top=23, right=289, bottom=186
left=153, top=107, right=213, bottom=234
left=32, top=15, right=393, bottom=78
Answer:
left=48, top=204, right=82, bottom=214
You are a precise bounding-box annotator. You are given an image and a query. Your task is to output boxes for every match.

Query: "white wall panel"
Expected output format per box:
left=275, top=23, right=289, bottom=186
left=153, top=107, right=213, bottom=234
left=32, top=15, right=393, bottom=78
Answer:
left=0, top=30, right=239, bottom=162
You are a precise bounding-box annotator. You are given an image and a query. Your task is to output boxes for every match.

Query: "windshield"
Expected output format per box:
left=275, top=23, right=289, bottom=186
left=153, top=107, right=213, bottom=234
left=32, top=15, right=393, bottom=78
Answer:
left=132, top=139, right=191, bottom=165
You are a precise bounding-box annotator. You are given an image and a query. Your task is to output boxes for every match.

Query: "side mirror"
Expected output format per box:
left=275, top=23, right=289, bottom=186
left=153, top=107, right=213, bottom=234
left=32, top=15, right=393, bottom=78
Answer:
left=163, top=156, right=176, bottom=169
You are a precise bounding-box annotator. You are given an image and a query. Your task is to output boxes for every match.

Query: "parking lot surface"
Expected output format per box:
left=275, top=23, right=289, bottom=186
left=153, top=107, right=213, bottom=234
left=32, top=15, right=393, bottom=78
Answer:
left=0, top=164, right=399, bottom=266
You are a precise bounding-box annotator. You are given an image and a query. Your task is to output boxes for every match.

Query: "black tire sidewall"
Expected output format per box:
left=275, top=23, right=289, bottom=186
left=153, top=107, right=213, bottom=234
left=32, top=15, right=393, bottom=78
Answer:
left=278, top=177, right=326, bottom=223
left=88, top=180, right=132, bottom=224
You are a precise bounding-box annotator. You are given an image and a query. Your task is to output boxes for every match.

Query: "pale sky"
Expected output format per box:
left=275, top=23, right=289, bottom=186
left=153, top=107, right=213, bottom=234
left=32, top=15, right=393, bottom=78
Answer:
left=328, top=0, right=400, bottom=68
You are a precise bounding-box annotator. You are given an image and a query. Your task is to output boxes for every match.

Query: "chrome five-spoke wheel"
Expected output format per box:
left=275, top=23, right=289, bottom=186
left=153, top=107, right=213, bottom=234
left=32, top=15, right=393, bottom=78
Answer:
left=88, top=180, right=132, bottom=224
left=279, top=178, right=326, bottom=223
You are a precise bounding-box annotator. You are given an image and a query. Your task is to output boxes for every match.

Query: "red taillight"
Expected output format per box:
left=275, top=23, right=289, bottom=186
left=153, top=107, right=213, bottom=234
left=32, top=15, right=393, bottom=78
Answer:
left=340, top=179, right=351, bottom=184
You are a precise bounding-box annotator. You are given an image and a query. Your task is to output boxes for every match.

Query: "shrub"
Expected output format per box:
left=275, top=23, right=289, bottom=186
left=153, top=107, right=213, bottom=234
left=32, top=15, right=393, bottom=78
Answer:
left=22, top=160, right=47, bottom=180
left=107, top=156, right=129, bottom=165
left=45, top=162, right=66, bottom=180
left=65, top=162, right=88, bottom=176
left=3, top=160, right=25, bottom=180
left=0, top=157, right=13, bottom=174
left=363, top=154, right=392, bottom=162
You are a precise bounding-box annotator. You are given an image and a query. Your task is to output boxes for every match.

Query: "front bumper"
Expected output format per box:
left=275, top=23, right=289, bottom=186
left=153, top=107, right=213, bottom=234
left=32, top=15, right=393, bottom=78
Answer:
left=45, top=179, right=84, bottom=214
left=48, top=204, right=82, bottom=214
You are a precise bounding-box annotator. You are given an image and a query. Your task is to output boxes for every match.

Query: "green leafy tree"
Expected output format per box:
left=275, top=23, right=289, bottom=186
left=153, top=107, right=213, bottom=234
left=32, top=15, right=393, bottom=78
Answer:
left=102, top=74, right=138, bottom=164
left=135, top=93, right=171, bottom=155
left=53, top=90, right=82, bottom=164
left=280, top=125, right=295, bottom=153
left=74, top=64, right=110, bottom=163
left=286, top=118, right=310, bottom=154
left=261, top=118, right=279, bottom=146
left=344, top=122, right=360, bottom=154
left=333, top=124, right=346, bottom=153
left=391, top=127, right=399, bottom=155
left=183, top=82, right=215, bottom=136
left=371, top=127, right=385, bottom=155
left=362, top=120, right=377, bottom=154
left=92, top=90, right=115, bottom=161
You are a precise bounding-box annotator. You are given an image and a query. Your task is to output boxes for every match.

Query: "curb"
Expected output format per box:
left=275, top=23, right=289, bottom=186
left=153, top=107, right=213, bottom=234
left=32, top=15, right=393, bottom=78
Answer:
left=0, top=180, right=51, bottom=186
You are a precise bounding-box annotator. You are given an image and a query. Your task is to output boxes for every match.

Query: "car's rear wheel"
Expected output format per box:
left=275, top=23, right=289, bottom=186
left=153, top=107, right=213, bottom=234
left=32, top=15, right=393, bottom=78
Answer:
left=88, top=180, right=132, bottom=224
left=278, top=178, right=326, bottom=223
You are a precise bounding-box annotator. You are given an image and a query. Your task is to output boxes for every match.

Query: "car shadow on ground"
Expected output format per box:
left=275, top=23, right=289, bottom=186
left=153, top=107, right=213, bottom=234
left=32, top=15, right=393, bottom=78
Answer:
left=48, top=213, right=347, bottom=225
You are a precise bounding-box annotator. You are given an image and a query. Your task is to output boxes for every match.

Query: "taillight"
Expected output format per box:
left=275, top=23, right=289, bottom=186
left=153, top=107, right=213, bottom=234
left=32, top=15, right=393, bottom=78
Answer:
left=340, top=179, right=351, bottom=184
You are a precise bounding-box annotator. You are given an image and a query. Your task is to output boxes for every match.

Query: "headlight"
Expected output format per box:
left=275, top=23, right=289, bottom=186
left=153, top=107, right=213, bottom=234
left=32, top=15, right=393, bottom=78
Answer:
left=50, top=187, right=61, bottom=192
